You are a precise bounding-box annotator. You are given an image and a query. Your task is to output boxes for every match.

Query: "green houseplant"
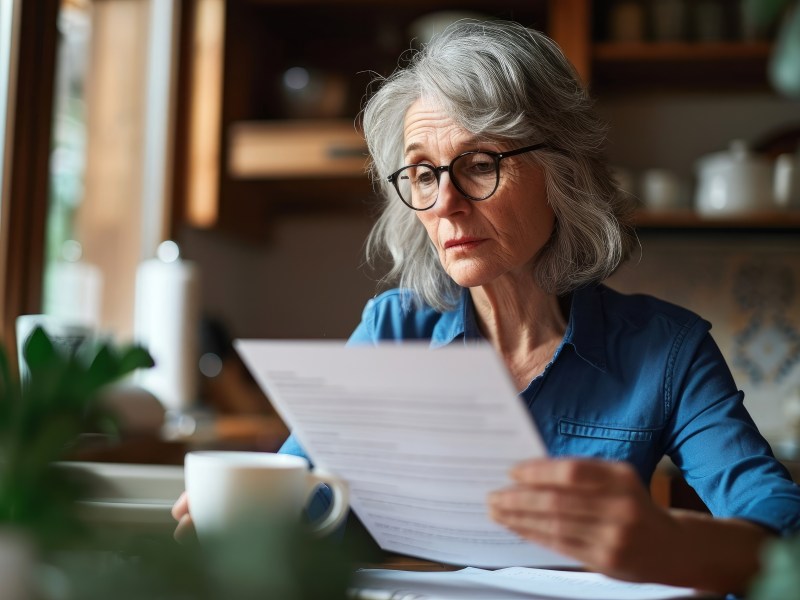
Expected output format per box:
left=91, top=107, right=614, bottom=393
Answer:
left=0, top=326, right=154, bottom=546
left=0, top=328, right=361, bottom=599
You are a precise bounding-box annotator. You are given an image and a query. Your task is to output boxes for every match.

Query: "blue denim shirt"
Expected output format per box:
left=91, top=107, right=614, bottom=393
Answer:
left=281, top=284, right=800, bottom=535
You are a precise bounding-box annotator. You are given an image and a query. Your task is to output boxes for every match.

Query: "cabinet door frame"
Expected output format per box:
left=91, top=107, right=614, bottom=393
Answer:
left=548, top=0, right=591, bottom=83
left=175, top=0, right=593, bottom=230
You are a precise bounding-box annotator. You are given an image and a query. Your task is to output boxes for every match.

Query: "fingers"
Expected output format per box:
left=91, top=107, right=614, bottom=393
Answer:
left=509, top=458, right=642, bottom=494
left=171, top=491, right=198, bottom=544
left=488, top=459, right=648, bottom=541
left=488, top=486, right=639, bottom=522
left=487, top=459, right=677, bottom=578
left=171, top=491, right=189, bottom=521
left=174, top=514, right=198, bottom=545
left=489, top=505, right=594, bottom=554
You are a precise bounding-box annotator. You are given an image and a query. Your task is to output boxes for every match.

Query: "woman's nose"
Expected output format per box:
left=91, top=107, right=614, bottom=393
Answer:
left=431, top=172, right=471, bottom=216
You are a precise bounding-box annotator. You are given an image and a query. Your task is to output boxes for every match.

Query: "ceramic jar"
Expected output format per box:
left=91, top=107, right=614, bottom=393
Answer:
left=694, top=140, right=774, bottom=216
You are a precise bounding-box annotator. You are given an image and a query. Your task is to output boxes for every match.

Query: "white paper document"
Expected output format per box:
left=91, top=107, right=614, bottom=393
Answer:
left=349, top=567, right=711, bottom=600
left=235, top=340, right=579, bottom=568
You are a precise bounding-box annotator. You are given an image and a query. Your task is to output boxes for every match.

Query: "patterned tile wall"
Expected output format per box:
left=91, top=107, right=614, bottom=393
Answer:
left=607, top=235, right=800, bottom=443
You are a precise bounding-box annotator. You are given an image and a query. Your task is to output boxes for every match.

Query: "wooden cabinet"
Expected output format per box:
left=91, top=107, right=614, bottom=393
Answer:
left=175, top=0, right=580, bottom=232
left=587, top=0, right=775, bottom=90
left=173, top=0, right=791, bottom=234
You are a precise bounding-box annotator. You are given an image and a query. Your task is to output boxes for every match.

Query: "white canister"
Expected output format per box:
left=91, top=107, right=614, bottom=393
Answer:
left=694, top=140, right=774, bottom=216
left=134, top=241, right=201, bottom=413
left=641, top=168, right=687, bottom=211
left=774, top=151, right=800, bottom=209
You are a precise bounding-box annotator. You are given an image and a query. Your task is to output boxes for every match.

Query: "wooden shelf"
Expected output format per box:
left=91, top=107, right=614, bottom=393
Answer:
left=591, top=41, right=772, bottom=90
left=227, top=119, right=367, bottom=179
left=633, top=209, right=800, bottom=231
left=176, top=0, right=784, bottom=230
left=593, top=41, right=772, bottom=62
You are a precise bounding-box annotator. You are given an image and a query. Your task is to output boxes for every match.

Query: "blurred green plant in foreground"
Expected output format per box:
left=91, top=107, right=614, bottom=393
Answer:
left=749, top=534, right=800, bottom=600
left=0, top=328, right=366, bottom=599
left=0, top=327, right=154, bottom=546
left=50, top=516, right=359, bottom=600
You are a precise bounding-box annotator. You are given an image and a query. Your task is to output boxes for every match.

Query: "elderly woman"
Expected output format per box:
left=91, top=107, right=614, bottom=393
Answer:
left=174, top=20, right=800, bottom=594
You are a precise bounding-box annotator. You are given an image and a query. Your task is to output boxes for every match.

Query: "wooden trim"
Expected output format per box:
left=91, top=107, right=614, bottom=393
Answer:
left=169, top=0, right=195, bottom=237
left=0, top=0, right=59, bottom=360
left=548, top=0, right=591, bottom=84
left=633, top=209, right=800, bottom=231
left=0, top=0, right=21, bottom=336
left=594, top=41, right=772, bottom=62
left=183, top=0, right=225, bottom=228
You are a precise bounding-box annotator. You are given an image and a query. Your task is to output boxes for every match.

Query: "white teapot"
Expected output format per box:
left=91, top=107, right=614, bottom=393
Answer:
left=694, top=140, right=774, bottom=216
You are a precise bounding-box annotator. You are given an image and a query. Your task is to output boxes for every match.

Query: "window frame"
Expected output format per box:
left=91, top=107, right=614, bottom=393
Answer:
left=0, top=0, right=59, bottom=362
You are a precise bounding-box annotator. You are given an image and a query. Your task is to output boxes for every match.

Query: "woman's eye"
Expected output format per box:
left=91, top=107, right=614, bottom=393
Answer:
left=415, top=170, right=436, bottom=186
left=472, top=161, right=494, bottom=173
left=464, top=159, right=494, bottom=176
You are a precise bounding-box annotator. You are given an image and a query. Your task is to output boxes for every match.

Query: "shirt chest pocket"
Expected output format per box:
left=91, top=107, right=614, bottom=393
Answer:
left=557, top=418, right=658, bottom=463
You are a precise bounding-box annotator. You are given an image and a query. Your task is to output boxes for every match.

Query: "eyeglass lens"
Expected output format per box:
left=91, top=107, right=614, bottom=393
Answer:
left=395, top=152, right=498, bottom=210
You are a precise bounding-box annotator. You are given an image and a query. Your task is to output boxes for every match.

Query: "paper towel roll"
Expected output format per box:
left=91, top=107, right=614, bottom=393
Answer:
left=134, top=241, right=200, bottom=413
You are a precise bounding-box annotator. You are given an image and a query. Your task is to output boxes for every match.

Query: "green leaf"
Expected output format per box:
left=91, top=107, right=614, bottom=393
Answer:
left=0, top=350, right=16, bottom=434
left=117, top=345, right=155, bottom=374
left=84, top=345, right=120, bottom=394
left=22, top=326, right=60, bottom=372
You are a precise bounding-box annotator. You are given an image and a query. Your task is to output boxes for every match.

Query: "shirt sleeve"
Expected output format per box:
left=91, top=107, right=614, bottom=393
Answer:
left=663, top=323, right=800, bottom=535
left=278, top=434, right=333, bottom=522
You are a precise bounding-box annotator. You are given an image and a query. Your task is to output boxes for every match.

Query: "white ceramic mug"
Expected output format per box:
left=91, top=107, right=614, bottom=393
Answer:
left=15, top=314, right=95, bottom=383
left=184, top=451, right=348, bottom=540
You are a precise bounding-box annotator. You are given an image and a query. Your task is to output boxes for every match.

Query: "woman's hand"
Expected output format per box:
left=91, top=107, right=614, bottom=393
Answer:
left=487, top=458, right=769, bottom=594
left=488, top=458, right=677, bottom=582
left=171, top=491, right=197, bottom=544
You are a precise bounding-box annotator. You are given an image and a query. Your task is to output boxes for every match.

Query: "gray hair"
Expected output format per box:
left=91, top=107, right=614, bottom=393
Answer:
left=361, top=19, right=637, bottom=311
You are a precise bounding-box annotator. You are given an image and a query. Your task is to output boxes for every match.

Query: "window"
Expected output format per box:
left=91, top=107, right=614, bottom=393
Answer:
left=0, top=0, right=180, bottom=358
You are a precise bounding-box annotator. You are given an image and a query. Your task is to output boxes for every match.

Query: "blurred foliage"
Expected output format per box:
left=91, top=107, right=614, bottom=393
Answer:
left=749, top=535, right=800, bottom=600
left=0, top=326, right=153, bottom=546
left=0, top=328, right=369, bottom=599
left=44, top=516, right=361, bottom=600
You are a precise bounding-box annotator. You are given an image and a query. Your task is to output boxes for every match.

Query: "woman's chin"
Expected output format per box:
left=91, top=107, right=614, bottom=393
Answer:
left=445, top=265, right=498, bottom=290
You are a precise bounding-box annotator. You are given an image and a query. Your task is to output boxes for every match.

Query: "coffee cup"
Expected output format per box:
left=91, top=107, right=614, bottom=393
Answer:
left=184, top=451, right=349, bottom=540
left=15, top=314, right=95, bottom=383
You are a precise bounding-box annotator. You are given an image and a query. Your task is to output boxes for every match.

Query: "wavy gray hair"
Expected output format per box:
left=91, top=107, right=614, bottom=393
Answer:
left=361, top=19, right=637, bottom=311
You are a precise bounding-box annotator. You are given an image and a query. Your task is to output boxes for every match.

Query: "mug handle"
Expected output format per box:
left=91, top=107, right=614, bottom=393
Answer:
left=305, top=468, right=349, bottom=537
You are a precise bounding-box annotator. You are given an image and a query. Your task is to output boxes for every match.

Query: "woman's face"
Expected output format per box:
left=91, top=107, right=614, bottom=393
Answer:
left=403, top=99, right=555, bottom=290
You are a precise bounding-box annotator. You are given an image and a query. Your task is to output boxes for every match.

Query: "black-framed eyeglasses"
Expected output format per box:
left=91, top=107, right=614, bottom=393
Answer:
left=386, top=143, right=548, bottom=211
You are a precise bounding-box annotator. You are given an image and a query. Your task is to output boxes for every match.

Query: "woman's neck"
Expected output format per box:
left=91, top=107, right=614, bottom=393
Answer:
left=470, top=275, right=567, bottom=390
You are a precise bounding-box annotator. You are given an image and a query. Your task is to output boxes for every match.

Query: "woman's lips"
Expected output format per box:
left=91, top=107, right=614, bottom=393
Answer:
left=444, top=237, right=485, bottom=251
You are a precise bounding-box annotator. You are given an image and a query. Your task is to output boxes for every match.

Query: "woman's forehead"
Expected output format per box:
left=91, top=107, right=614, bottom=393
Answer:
left=402, top=99, right=480, bottom=153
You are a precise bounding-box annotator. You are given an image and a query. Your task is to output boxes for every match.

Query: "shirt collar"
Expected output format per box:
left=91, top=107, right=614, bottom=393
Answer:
left=430, top=289, right=479, bottom=348
left=563, top=284, right=607, bottom=372
left=429, top=284, right=608, bottom=372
